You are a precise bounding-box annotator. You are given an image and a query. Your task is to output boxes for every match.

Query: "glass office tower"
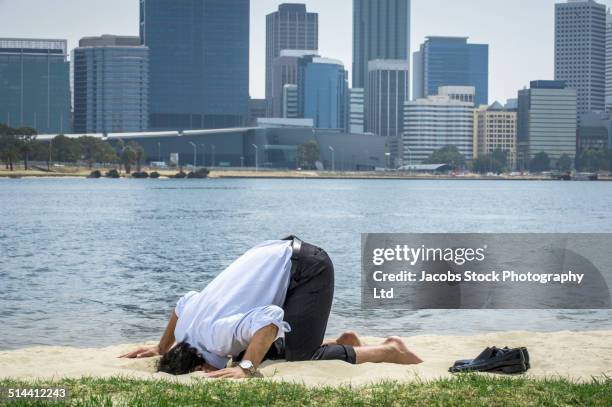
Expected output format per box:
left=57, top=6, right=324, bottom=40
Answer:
left=413, top=36, right=489, bottom=106
left=0, top=38, right=71, bottom=134
left=73, top=35, right=149, bottom=133
left=298, top=56, right=348, bottom=130
left=140, top=0, right=249, bottom=130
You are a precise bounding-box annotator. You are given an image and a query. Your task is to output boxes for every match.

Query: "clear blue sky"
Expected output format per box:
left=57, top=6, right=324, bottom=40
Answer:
left=1, top=0, right=607, bottom=103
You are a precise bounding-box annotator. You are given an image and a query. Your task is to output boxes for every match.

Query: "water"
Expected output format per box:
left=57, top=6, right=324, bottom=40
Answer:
left=1, top=178, right=611, bottom=350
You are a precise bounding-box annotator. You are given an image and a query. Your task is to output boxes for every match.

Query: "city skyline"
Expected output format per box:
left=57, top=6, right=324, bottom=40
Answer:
left=0, top=0, right=603, bottom=104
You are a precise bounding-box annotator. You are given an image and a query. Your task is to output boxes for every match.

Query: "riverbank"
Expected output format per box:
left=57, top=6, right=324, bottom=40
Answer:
left=1, top=168, right=611, bottom=181
left=1, top=331, right=610, bottom=386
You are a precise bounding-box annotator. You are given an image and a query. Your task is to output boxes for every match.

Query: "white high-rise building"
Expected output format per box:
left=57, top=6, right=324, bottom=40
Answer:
left=402, top=95, right=474, bottom=165
left=555, top=0, right=606, bottom=117
left=347, top=88, right=365, bottom=133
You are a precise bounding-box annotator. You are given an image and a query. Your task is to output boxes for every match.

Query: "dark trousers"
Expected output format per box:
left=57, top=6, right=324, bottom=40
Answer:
left=274, top=241, right=356, bottom=364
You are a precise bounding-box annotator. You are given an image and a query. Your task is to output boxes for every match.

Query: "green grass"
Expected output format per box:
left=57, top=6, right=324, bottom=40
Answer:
left=1, top=375, right=610, bottom=407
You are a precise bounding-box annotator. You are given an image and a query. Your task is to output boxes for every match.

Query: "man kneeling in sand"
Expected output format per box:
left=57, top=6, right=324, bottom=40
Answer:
left=120, top=237, right=422, bottom=378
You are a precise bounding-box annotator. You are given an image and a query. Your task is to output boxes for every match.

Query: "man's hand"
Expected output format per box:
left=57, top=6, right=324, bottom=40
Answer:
left=204, top=366, right=249, bottom=379
left=118, top=345, right=160, bottom=359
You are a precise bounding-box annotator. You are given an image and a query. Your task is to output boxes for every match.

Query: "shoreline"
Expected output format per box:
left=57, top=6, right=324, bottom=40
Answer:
left=1, top=330, right=610, bottom=386
left=1, top=169, right=610, bottom=182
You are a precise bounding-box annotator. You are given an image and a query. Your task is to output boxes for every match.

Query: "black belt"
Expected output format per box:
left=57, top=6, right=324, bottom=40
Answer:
left=283, top=235, right=303, bottom=275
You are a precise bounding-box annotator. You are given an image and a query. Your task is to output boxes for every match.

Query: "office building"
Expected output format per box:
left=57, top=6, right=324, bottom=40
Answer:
left=403, top=94, right=474, bottom=165
left=0, top=38, right=71, bottom=134
left=555, top=0, right=605, bottom=116
left=298, top=56, right=348, bottom=130
left=606, top=11, right=612, bottom=110
left=352, top=0, right=411, bottom=89
left=577, top=112, right=611, bottom=152
left=282, top=84, right=299, bottom=118
left=517, top=80, right=577, bottom=168
left=439, top=86, right=476, bottom=104
left=266, top=4, right=318, bottom=112
left=271, top=50, right=318, bottom=118
left=473, top=102, right=518, bottom=168
left=73, top=35, right=149, bottom=134
left=366, top=59, right=410, bottom=138
left=347, top=88, right=365, bottom=133
left=413, top=36, right=489, bottom=106
left=140, top=0, right=249, bottom=130
left=248, top=98, right=267, bottom=126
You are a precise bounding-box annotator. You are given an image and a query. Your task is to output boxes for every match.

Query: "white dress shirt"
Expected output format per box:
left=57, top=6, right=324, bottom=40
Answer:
left=174, top=240, right=293, bottom=369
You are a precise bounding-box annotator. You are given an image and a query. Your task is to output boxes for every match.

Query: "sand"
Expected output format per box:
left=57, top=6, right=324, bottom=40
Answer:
left=1, top=331, right=610, bottom=387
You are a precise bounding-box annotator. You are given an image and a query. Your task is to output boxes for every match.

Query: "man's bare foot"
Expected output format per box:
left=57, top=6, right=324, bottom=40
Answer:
left=336, top=331, right=362, bottom=347
left=383, top=336, right=423, bottom=364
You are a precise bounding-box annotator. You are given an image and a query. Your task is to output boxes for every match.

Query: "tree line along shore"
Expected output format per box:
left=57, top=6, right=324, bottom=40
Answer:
left=2, top=124, right=612, bottom=179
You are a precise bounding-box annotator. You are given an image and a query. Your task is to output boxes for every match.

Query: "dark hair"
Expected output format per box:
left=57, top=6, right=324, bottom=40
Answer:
left=157, top=342, right=205, bottom=375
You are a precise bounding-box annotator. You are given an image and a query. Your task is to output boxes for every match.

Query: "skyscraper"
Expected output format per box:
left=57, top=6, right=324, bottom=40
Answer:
left=555, top=0, right=605, bottom=117
left=366, top=59, right=410, bottom=138
left=73, top=35, right=149, bottom=134
left=298, top=56, right=348, bottom=130
left=352, top=0, right=411, bottom=89
left=266, top=4, right=318, bottom=113
left=140, top=0, right=249, bottom=131
left=271, top=50, right=318, bottom=118
left=247, top=98, right=267, bottom=126
left=413, top=37, right=489, bottom=106
left=0, top=38, right=71, bottom=134
left=517, top=81, right=577, bottom=169
left=606, top=11, right=612, bottom=110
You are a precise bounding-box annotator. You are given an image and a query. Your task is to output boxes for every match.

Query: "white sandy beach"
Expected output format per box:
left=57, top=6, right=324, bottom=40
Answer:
left=1, top=331, right=610, bottom=387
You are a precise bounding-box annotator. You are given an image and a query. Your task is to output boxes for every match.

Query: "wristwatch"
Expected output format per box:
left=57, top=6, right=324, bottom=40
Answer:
left=238, top=360, right=257, bottom=376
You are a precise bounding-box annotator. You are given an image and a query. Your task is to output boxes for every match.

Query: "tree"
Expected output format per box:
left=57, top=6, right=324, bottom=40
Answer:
left=491, top=149, right=509, bottom=170
left=472, top=154, right=504, bottom=174
left=0, top=124, right=19, bottom=171
left=424, top=146, right=466, bottom=170
left=52, top=135, right=81, bottom=163
left=121, top=146, right=137, bottom=174
left=575, top=149, right=610, bottom=172
left=557, top=154, right=573, bottom=172
left=79, top=136, right=118, bottom=168
left=15, top=127, right=38, bottom=170
left=128, top=141, right=145, bottom=172
left=297, top=139, right=320, bottom=170
left=529, top=152, right=551, bottom=173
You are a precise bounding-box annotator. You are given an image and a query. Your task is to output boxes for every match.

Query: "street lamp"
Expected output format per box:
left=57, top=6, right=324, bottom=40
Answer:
left=211, top=144, right=216, bottom=168
left=385, top=152, right=391, bottom=170
left=157, top=142, right=161, bottom=162
left=328, top=146, right=335, bottom=172
left=252, top=144, right=259, bottom=171
left=188, top=142, right=197, bottom=169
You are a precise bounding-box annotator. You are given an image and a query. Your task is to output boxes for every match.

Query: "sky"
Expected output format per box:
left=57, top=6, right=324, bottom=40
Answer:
left=0, top=0, right=608, bottom=104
